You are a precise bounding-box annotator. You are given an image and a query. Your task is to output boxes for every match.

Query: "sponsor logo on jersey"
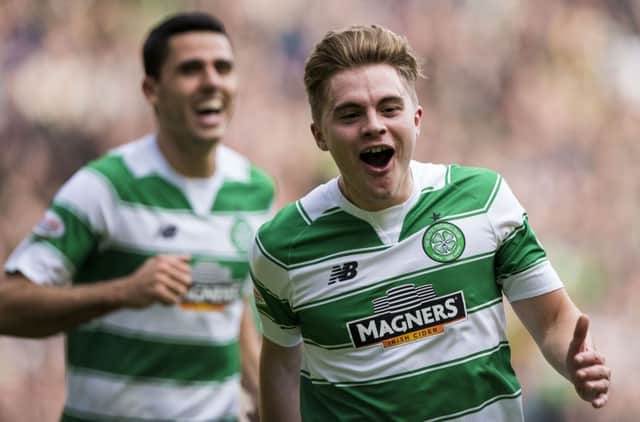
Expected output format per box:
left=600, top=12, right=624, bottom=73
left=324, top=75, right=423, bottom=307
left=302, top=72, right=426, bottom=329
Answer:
left=230, top=217, right=253, bottom=253
left=329, top=261, right=358, bottom=284
left=181, top=260, right=242, bottom=311
left=33, top=210, right=65, bottom=238
left=422, top=221, right=465, bottom=262
left=346, top=283, right=466, bottom=349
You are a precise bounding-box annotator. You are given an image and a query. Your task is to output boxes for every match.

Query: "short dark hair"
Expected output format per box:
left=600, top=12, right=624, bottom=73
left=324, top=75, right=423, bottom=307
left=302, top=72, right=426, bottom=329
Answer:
left=143, top=12, right=229, bottom=78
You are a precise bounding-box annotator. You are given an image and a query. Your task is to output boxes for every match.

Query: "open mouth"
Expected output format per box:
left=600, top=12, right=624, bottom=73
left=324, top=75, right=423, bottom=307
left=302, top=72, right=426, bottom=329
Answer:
left=195, top=98, right=224, bottom=117
left=360, top=145, right=395, bottom=168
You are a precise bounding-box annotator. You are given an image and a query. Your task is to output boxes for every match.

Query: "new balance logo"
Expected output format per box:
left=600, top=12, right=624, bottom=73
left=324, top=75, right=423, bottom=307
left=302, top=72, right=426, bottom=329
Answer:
left=158, top=224, right=178, bottom=238
left=329, top=261, right=358, bottom=284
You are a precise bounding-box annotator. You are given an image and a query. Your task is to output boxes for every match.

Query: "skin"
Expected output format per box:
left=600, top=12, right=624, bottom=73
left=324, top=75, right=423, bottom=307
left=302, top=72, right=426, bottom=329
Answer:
left=260, top=63, right=610, bottom=421
left=311, top=63, right=423, bottom=211
left=143, top=31, right=238, bottom=178
left=511, top=289, right=611, bottom=408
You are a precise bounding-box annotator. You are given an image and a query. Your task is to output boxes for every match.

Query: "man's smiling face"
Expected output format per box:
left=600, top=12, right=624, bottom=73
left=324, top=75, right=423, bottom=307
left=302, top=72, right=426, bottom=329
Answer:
left=144, top=31, right=238, bottom=147
left=312, top=63, right=423, bottom=211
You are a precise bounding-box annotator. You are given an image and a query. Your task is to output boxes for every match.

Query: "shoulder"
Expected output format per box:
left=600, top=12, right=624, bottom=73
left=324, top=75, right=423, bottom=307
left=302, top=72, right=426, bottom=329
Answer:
left=256, top=180, right=337, bottom=265
left=215, top=145, right=276, bottom=211
left=218, top=146, right=272, bottom=184
left=85, top=136, right=151, bottom=185
left=448, top=164, right=500, bottom=189
left=443, top=164, right=502, bottom=207
left=411, top=160, right=501, bottom=198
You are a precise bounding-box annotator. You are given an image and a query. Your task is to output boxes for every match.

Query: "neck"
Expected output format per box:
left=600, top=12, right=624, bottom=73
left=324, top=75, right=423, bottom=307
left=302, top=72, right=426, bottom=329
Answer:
left=156, top=132, right=218, bottom=178
left=338, top=171, right=414, bottom=212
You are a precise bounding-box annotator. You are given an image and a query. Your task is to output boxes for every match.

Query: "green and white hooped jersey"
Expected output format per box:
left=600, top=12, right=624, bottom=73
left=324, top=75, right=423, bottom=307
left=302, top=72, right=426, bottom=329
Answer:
left=250, top=161, right=562, bottom=422
left=5, top=135, right=274, bottom=422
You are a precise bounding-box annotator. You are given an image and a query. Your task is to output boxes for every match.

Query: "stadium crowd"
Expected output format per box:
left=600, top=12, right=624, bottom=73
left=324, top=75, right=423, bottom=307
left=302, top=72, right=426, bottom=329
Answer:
left=0, top=0, right=638, bottom=420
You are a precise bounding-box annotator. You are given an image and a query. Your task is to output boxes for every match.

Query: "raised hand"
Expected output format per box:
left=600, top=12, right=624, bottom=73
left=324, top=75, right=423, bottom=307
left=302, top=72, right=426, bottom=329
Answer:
left=566, top=314, right=611, bottom=408
left=117, top=255, right=192, bottom=308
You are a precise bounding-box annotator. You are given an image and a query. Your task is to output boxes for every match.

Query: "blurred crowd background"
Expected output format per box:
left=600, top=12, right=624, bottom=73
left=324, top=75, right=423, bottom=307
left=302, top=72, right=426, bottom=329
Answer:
left=1, top=0, right=638, bottom=420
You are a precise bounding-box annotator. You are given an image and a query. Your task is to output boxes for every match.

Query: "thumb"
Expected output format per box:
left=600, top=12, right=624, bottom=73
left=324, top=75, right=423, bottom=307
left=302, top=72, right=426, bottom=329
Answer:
left=568, top=314, right=589, bottom=357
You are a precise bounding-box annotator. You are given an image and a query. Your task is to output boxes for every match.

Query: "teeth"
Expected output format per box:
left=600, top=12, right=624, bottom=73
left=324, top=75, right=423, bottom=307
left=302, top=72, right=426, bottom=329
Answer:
left=363, top=146, right=391, bottom=154
left=197, top=98, right=223, bottom=112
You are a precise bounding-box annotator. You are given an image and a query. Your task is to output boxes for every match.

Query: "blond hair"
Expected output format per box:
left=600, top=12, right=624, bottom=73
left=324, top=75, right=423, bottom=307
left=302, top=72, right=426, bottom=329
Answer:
left=304, top=25, right=422, bottom=123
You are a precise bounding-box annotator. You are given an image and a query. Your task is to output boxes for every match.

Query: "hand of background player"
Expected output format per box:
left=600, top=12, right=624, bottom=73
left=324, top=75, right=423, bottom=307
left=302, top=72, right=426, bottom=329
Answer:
left=116, top=255, right=192, bottom=308
left=566, top=314, right=611, bottom=408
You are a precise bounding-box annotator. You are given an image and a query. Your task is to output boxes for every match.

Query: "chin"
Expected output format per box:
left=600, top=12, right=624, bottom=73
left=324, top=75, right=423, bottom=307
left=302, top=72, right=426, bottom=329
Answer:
left=192, top=130, right=224, bottom=145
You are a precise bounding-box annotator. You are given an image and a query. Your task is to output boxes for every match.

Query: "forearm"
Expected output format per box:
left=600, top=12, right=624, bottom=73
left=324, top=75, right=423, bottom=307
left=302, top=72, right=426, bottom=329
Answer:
left=512, top=288, right=584, bottom=379
left=536, top=299, right=583, bottom=380
left=0, top=275, right=127, bottom=337
left=260, top=339, right=302, bottom=422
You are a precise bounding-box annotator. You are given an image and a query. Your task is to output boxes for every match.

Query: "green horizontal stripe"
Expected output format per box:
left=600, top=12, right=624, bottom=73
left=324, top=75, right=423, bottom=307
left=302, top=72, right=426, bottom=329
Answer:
left=495, top=217, right=548, bottom=279
left=39, top=203, right=97, bottom=270
left=67, top=328, right=239, bottom=382
left=252, top=272, right=299, bottom=328
left=74, top=248, right=249, bottom=285
left=300, top=343, right=519, bottom=421
left=298, top=254, right=499, bottom=346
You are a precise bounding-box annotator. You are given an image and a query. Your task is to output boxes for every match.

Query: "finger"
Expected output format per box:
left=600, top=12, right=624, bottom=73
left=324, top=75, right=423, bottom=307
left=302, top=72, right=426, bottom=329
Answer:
left=157, top=259, right=192, bottom=285
left=568, top=314, right=589, bottom=357
left=592, top=393, right=608, bottom=409
left=158, top=274, right=191, bottom=297
left=576, top=365, right=611, bottom=382
left=574, top=350, right=606, bottom=367
left=576, top=379, right=610, bottom=405
left=154, top=283, right=183, bottom=305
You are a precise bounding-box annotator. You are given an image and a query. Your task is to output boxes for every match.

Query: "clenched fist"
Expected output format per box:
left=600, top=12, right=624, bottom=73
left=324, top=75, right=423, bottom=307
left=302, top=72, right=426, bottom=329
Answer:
left=115, top=255, right=192, bottom=308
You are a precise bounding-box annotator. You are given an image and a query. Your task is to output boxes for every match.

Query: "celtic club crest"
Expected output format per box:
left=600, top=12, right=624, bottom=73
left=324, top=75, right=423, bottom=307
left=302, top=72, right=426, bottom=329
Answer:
left=230, top=217, right=253, bottom=253
left=422, top=221, right=465, bottom=262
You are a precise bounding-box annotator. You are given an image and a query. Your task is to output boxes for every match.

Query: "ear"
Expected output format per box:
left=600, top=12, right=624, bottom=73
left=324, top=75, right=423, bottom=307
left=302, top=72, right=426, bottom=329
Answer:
left=414, top=106, right=424, bottom=135
left=142, top=76, right=159, bottom=105
left=311, top=122, right=329, bottom=151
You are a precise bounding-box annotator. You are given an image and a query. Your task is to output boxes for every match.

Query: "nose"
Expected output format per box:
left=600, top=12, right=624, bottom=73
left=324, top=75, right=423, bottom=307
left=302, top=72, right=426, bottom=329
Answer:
left=201, top=66, right=220, bottom=90
left=361, top=111, right=387, bottom=138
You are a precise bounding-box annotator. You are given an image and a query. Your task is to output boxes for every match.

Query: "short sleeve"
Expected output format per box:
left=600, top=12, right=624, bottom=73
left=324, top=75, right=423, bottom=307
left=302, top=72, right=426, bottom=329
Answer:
left=488, top=177, right=563, bottom=301
left=249, top=233, right=302, bottom=347
left=4, top=168, right=108, bottom=285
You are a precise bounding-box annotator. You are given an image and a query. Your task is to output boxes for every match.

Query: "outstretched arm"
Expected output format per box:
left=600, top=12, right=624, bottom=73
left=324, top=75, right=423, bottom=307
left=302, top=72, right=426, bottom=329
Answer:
left=511, top=288, right=610, bottom=408
left=260, top=337, right=302, bottom=422
left=0, top=255, right=192, bottom=338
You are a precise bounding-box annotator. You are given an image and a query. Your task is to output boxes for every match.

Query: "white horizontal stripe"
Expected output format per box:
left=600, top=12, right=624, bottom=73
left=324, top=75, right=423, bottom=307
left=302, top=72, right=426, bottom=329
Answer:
left=302, top=303, right=507, bottom=383
left=503, top=261, right=564, bottom=302
left=65, top=369, right=240, bottom=421
left=105, top=205, right=266, bottom=257
left=427, top=391, right=523, bottom=422
left=89, top=300, right=243, bottom=344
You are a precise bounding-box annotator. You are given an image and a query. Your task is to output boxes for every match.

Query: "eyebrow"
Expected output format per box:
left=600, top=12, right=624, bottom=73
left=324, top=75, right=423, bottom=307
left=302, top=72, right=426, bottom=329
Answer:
left=176, top=56, right=234, bottom=67
left=332, top=95, right=405, bottom=114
